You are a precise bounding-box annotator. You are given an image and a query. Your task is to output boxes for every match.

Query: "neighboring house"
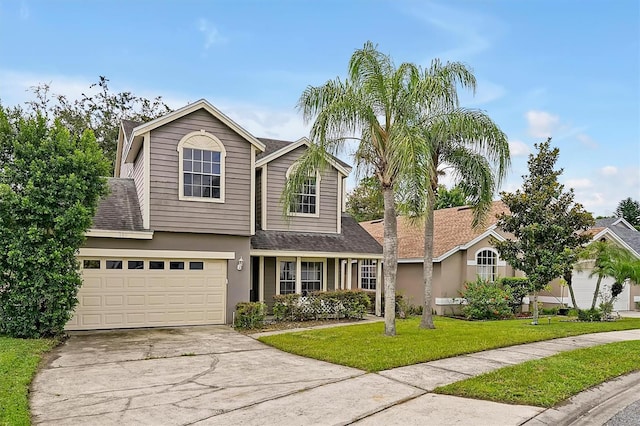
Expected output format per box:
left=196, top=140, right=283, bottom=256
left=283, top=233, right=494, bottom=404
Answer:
left=542, top=217, right=640, bottom=312
left=360, top=201, right=520, bottom=315
left=67, top=99, right=382, bottom=331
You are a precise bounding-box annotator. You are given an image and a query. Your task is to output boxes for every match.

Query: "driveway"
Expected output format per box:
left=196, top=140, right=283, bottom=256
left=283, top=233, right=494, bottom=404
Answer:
left=35, top=326, right=640, bottom=425
left=31, top=326, right=421, bottom=425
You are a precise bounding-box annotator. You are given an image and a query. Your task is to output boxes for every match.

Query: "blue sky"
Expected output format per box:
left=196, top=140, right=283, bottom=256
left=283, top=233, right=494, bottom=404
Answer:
left=0, top=0, right=638, bottom=216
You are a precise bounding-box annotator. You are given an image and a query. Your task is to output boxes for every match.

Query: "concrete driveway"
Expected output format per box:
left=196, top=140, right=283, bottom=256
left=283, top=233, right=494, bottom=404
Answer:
left=34, top=326, right=640, bottom=425
left=31, top=325, right=544, bottom=425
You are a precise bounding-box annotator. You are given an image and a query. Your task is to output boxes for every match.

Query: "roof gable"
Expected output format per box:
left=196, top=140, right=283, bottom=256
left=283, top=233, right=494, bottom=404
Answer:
left=255, top=137, right=352, bottom=176
left=359, top=201, right=508, bottom=261
left=122, top=99, right=266, bottom=163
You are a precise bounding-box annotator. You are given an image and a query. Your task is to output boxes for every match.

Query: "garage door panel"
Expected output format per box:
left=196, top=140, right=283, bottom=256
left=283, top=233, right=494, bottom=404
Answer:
left=571, top=269, right=630, bottom=311
left=68, top=258, right=227, bottom=330
left=105, top=277, right=125, bottom=289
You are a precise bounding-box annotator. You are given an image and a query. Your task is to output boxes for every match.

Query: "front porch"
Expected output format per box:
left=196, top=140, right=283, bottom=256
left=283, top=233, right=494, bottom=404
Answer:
left=250, top=253, right=383, bottom=316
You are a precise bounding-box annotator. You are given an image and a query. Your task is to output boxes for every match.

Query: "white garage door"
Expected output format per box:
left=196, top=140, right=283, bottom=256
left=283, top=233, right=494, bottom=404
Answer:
left=67, top=257, right=227, bottom=330
left=570, top=269, right=630, bottom=311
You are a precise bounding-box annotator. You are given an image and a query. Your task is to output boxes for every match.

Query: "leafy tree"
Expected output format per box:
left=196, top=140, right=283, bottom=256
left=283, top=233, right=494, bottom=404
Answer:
left=26, top=77, right=171, bottom=172
left=399, top=61, right=510, bottom=330
left=615, top=197, right=640, bottom=228
left=577, top=240, right=640, bottom=309
left=347, top=180, right=469, bottom=223
left=434, top=184, right=471, bottom=210
left=346, top=176, right=384, bottom=221
left=284, top=42, right=442, bottom=336
left=494, top=139, right=594, bottom=325
left=0, top=105, right=109, bottom=338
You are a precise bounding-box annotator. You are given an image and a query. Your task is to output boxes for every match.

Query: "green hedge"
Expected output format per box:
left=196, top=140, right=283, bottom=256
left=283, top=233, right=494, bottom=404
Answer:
left=234, top=302, right=267, bottom=329
left=273, top=290, right=371, bottom=321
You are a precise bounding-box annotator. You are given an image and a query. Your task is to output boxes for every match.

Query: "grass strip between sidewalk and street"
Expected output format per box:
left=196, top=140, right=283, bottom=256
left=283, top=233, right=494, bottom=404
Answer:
left=258, top=316, right=640, bottom=372
left=434, top=340, right=640, bottom=407
left=0, top=337, right=57, bottom=426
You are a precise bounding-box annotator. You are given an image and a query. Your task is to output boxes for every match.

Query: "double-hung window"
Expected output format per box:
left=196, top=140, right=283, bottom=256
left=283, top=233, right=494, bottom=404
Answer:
left=278, top=260, right=324, bottom=295
left=291, top=177, right=317, bottom=215
left=177, top=130, right=226, bottom=202
left=360, top=259, right=377, bottom=290
left=300, top=261, right=323, bottom=295
left=279, top=261, right=296, bottom=295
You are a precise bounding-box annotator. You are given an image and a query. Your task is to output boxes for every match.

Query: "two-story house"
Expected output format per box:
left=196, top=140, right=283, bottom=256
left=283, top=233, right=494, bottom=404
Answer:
left=66, top=100, right=382, bottom=330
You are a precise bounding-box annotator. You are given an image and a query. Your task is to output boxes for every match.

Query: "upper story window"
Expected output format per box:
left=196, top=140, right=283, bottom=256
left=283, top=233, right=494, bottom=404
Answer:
left=177, top=130, right=226, bottom=203
left=286, top=165, right=320, bottom=217
left=476, top=249, right=497, bottom=282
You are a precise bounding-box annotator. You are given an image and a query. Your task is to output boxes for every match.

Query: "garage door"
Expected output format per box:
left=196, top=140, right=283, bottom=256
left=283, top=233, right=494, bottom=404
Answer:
left=570, top=269, right=630, bottom=311
left=67, top=257, right=227, bottom=330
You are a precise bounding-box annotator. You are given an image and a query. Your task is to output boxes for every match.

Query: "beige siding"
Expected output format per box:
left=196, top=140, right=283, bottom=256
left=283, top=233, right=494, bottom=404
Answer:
left=148, top=109, right=252, bottom=235
left=265, top=146, right=339, bottom=233
left=132, top=148, right=145, bottom=220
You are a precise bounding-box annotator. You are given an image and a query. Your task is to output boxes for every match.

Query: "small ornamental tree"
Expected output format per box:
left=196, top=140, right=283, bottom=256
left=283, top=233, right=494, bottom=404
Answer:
left=0, top=106, right=109, bottom=338
left=494, top=138, right=594, bottom=325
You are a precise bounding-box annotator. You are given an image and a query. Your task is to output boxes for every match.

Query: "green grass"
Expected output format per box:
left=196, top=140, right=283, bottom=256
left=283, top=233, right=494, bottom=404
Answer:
left=258, top=316, right=640, bottom=372
left=435, top=340, right=640, bottom=407
left=0, top=336, right=57, bottom=426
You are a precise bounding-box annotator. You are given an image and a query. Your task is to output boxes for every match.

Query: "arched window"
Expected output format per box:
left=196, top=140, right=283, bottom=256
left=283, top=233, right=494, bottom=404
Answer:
left=476, top=249, right=497, bottom=282
left=285, top=164, right=320, bottom=216
left=177, top=130, right=226, bottom=203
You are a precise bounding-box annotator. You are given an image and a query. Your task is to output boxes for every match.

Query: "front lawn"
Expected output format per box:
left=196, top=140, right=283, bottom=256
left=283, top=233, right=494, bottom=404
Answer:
left=0, top=337, right=57, bottom=426
left=435, top=340, right=640, bottom=407
left=258, top=316, right=640, bottom=372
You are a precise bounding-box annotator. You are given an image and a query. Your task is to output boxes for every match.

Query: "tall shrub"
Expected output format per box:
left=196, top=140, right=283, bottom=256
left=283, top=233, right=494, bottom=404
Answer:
left=0, top=106, right=109, bottom=337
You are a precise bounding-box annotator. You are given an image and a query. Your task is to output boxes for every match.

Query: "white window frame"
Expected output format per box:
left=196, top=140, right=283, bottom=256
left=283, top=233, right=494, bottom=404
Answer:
left=300, top=260, right=324, bottom=295
left=476, top=249, right=498, bottom=282
left=276, top=257, right=327, bottom=295
left=285, top=165, right=320, bottom=218
left=277, top=258, right=297, bottom=295
left=177, top=130, right=226, bottom=203
left=359, top=259, right=377, bottom=290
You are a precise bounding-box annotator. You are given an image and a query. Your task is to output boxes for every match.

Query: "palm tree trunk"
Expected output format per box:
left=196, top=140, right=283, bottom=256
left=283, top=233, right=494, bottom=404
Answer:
left=382, top=187, right=397, bottom=336
left=564, top=269, right=578, bottom=310
left=420, top=194, right=436, bottom=329
left=591, top=275, right=604, bottom=310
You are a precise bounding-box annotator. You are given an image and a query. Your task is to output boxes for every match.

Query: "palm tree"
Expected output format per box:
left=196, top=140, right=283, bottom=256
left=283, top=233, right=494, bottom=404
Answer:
left=578, top=240, right=639, bottom=310
left=283, top=42, right=437, bottom=336
left=399, top=61, right=510, bottom=329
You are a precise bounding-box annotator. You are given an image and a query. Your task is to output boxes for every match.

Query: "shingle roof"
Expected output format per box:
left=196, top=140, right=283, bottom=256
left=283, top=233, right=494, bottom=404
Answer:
left=608, top=222, right=640, bottom=256
left=359, top=201, right=508, bottom=259
left=251, top=214, right=382, bottom=254
left=256, top=137, right=352, bottom=170
left=121, top=119, right=141, bottom=141
left=91, top=178, right=144, bottom=232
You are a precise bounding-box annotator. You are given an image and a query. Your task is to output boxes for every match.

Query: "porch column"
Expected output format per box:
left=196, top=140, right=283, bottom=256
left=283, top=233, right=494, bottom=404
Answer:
left=375, top=259, right=382, bottom=316
left=346, top=258, right=353, bottom=289
left=259, top=256, right=265, bottom=302
left=334, top=258, right=339, bottom=291
left=295, top=257, right=302, bottom=294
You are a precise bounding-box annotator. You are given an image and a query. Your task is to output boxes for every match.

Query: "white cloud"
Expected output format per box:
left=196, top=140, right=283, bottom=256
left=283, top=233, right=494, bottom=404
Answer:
left=197, top=18, right=225, bottom=49
left=569, top=165, right=640, bottom=217
left=576, top=133, right=598, bottom=148
left=526, top=110, right=560, bottom=138
left=406, top=2, right=501, bottom=62
left=508, top=140, right=529, bottom=157
left=564, top=178, right=592, bottom=190
left=600, top=166, right=618, bottom=176
left=0, top=69, right=100, bottom=107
